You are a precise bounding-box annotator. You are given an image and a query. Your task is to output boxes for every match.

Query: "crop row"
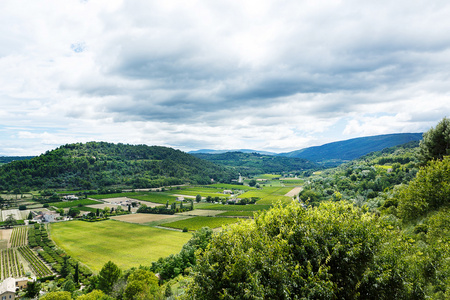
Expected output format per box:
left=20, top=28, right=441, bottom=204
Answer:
left=1, top=248, right=25, bottom=280
left=17, top=246, right=52, bottom=278
left=10, top=226, right=28, bottom=247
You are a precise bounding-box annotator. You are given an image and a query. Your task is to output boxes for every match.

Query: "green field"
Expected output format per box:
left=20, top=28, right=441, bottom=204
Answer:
left=217, top=211, right=255, bottom=217
left=208, top=183, right=255, bottom=191
left=50, top=220, right=191, bottom=272
left=132, top=193, right=178, bottom=204
left=89, top=192, right=147, bottom=200
left=194, top=203, right=272, bottom=211
left=254, top=174, right=281, bottom=179
left=162, top=216, right=241, bottom=231
left=52, top=199, right=101, bottom=208
left=239, top=187, right=293, bottom=205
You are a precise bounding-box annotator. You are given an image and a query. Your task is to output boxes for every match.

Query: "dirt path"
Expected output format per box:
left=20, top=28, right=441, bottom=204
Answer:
left=285, top=186, right=303, bottom=197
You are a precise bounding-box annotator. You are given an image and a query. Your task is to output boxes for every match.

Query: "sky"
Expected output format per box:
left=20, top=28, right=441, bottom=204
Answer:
left=1, top=0, right=450, bottom=156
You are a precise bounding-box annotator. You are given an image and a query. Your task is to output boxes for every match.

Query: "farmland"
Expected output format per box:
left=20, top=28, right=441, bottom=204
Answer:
left=162, top=216, right=241, bottom=231
left=50, top=220, right=191, bottom=272
left=52, top=199, right=101, bottom=208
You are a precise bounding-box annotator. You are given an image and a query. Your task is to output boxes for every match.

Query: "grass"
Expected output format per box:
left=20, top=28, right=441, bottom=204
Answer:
left=52, top=199, right=101, bottom=208
left=208, top=184, right=255, bottom=191
left=217, top=211, right=255, bottom=217
left=194, top=203, right=272, bottom=211
left=162, top=216, right=241, bottom=231
left=254, top=174, right=281, bottom=179
left=50, top=220, right=191, bottom=272
left=132, top=193, right=178, bottom=204
left=89, top=192, right=147, bottom=200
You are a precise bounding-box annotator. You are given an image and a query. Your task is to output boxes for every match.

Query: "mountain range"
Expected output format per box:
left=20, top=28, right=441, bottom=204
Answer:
left=191, top=133, right=423, bottom=166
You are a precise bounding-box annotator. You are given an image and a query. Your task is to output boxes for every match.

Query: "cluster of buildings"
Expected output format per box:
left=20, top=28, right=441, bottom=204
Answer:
left=0, top=277, right=31, bottom=299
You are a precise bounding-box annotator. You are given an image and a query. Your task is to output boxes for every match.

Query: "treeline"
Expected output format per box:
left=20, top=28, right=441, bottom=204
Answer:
left=193, top=151, right=319, bottom=176
left=0, top=142, right=236, bottom=190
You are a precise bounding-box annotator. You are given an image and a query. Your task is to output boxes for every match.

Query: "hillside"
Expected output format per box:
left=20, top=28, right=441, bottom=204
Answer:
left=189, top=149, right=276, bottom=155
left=0, top=142, right=235, bottom=190
left=0, top=156, right=34, bottom=165
left=280, top=132, right=423, bottom=166
left=192, top=151, right=318, bottom=175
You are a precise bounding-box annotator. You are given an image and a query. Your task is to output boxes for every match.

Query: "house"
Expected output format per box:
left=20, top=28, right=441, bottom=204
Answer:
left=34, top=211, right=60, bottom=223
left=62, top=195, right=79, bottom=201
left=0, top=278, right=15, bottom=299
left=15, top=277, right=29, bottom=290
left=176, top=196, right=185, bottom=201
left=223, top=190, right=233, bottom=195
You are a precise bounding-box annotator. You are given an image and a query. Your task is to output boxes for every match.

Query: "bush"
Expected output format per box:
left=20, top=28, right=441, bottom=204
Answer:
left=182, top=227, right=189, bottom=232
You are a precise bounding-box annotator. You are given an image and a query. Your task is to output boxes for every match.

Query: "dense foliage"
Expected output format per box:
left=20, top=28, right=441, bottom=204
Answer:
left=419, top=117, right=450, bottom=165
left=397, top=156, right=450, bottom=220
left=185, top=201, right=421, bottom=299
left=0, top=142, right=235, bottom=190
left=193, top=151, right=318, bottom=176
left=299, top=141, right=420, bottom=207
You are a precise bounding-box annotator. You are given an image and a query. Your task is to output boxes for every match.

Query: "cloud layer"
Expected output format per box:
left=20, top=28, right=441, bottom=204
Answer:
left=1, top=0, right=450, bottom=155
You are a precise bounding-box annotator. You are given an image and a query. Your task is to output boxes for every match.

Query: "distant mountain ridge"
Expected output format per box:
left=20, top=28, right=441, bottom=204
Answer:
left=279, top=133, right=423, bottom=164
left=189, top=149, right=276, bottom=155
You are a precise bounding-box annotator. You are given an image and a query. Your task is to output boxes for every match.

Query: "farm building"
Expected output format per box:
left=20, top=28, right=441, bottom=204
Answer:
left=33, top=211, right=60, bottom=223
left=223, top=190, right=233, bottom=194
left=0, top=277, right=15, bottom=299
left=62, top=195, right=79, bottom=201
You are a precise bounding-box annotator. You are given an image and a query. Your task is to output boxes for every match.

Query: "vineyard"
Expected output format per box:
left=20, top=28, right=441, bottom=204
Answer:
left=17, top=246, right=52, bottom=278
left=10, top=226, right=28, bottom=247
left=0, top=248, right=25, bottom=280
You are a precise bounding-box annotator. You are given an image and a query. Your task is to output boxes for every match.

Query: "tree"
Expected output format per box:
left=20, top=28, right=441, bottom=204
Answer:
left=24, top=280, right=41, bottom=299
left=124, top=269, right=160, bottom=300
left=397, top=156, right=450, bottom=220
left=68, top=207, right=80, bottom=218
left=98, top=261, right=121, bottom=294
left=74, top=262, right=79, bottom=284
left=4, top=214, right=17, bottom=228
left=419, top=117, right=450, bottom=165
left=248, top=179, right=257, bottom=187
left=40, top=291, right=72, bottom=300
left=185, top=202, right=413, bottom=299
left=77, top=290, right=113, bottom=300
left=27, top=211, right=33, bottom=220
left=195, top=194, right=202, bottom=203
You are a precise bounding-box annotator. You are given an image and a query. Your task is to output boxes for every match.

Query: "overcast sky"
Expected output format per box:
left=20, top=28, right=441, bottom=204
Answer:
left=1, top=0, right=449, bottom=156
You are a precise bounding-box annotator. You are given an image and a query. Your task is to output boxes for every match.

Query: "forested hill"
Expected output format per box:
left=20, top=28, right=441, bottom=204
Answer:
left=0, top=156, right=34, bottom=165
left=280, top=132, right=423, bottom=166
left=192, top=151, right=319, bottom=175
left=0, top=142, right=235, bottom=190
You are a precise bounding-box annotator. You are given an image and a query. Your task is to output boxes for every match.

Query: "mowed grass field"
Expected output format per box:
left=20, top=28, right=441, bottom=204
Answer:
left=50, top=220, right=191, bottom=272
left=162, top=216, right=241, bottom=231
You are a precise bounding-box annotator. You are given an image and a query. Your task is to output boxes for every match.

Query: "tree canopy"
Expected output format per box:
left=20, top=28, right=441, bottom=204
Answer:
left=185, top=201, right=416, bottom=299
left=419, top=117, right=450, bottom=165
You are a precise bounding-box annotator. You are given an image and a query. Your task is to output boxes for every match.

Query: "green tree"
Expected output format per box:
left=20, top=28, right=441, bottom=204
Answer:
left=40, top=291, right=72, bottom=300
left=77, top=289, right=113, bottom=300
left=124, top=269, right=160, bottom=300
left=419, top=117, right=450, bottom=165
left=248, top=179, right=257, bottom=187
left=185, top=202, right=412, bottom=299
left=27, top=211, right=33, bottom=220
left=195, top=194, right=202, bottom=203
left=397, top=156, right=450, bottom=220
left=24, top=280, right=41, bottom=298
left=4, top=214, right=17, bottom=228
left=98, top=261, right=121, bottom=294
left=68, top=207, right=80, bottom=217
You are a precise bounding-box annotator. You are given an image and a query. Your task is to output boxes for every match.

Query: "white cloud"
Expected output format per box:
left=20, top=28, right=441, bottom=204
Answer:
left=1, top=0, right=450, bottom=155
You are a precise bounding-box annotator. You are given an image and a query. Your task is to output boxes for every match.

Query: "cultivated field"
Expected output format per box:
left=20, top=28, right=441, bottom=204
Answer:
left=110, top=213, right=179, bottom=224
left=162, top=216, right=241, bottom=231
left=50, top=220, right=191, bottom=272
left=176, top=209, right=226, bottom=217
